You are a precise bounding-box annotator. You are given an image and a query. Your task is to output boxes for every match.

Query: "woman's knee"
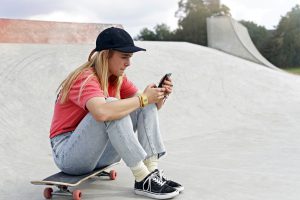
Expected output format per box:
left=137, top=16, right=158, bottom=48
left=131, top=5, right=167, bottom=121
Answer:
left=143, top=103, right=158, bottom=116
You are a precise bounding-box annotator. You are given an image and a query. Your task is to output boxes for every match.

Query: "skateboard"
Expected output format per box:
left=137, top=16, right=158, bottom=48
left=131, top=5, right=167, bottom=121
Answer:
left=31, top=162, right=119, bottom=200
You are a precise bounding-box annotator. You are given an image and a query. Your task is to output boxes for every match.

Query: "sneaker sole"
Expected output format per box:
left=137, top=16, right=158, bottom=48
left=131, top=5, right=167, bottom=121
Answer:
left=134, top=189, right=179, bottom=199
left=174, top=186, right=184, bottom=192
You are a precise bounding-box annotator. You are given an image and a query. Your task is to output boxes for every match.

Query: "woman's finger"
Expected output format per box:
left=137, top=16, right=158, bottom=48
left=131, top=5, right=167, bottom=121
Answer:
left=159, top=91, right=165, bottom=96
left=148, top=83, right=157, bottom=88
left=165, top=86, right=172, bottom=93
left=163, top=80, right=173, bottom=87
left=155, top=87, right=165, bottom=92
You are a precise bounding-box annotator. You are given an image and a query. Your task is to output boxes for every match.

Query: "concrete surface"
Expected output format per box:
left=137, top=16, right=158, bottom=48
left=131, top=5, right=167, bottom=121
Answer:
left=0, top=18, right=122, bottom=44
left=1, top=41, right=300, bottom=200
left=207, top=16, right=278, bottom=69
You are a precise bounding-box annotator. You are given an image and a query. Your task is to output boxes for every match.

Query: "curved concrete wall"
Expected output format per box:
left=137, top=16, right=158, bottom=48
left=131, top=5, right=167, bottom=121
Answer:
left=207, top=16, right=277, bottom=69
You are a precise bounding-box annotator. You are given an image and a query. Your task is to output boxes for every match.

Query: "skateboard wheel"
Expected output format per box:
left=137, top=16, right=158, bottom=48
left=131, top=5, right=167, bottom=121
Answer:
left=109, top=170, right=117, bottom=180
left=72, top=189, right=82, bottom=200
left=43, top=187, right=53, bottom=199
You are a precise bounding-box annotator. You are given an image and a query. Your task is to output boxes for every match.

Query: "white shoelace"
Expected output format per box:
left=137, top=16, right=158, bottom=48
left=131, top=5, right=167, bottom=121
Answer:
left=143, top=173, right=166, bottom=192
left=156, top=169, right=168, bottom=181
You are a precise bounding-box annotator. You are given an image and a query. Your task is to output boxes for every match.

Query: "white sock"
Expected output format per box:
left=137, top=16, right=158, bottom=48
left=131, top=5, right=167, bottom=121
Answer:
left=130, top=161, right=150, bottom=182
left=143, top=155, right=159, bottom=172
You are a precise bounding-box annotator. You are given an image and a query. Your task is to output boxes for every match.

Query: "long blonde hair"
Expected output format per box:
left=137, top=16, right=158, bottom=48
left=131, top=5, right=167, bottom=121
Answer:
left=57, top=50, right=123, bottom=104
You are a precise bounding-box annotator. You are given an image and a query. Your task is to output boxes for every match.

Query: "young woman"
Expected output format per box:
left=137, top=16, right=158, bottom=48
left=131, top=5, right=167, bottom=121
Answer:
left=49, top=27, right=183, bottom=199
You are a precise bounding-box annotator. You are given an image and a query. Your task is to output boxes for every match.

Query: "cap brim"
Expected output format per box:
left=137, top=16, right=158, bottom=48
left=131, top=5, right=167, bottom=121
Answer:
left=113, top=46, right=146, bottom=53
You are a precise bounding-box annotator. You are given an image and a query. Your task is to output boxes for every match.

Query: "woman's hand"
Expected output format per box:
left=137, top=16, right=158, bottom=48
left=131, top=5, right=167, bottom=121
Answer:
left=161, top=76, right=173, bottom=97
left=155, top=77, right=174, bottom=110
left=143, top=84, right=166, bottom=104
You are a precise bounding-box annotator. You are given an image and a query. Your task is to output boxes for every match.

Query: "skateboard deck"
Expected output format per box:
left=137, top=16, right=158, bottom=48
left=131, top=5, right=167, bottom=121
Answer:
left=31, top=162, right=119, bottom=199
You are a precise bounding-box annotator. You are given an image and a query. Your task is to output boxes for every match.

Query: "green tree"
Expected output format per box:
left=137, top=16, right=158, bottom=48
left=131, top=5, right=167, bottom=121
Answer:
left=137, top=0, right=230, bottom=45
left=239, top=20, right=271, bottom=50
left=175, top=0, right=230, bottom=45
left=239, top=20, right=274, bottom=63
left=153, top=24, right=174, bottom=41
left=136, top=24, right=174, bottom=41
left=136, top=28, right=157, bottom=41
left=269, top=5, right=300, bottom=68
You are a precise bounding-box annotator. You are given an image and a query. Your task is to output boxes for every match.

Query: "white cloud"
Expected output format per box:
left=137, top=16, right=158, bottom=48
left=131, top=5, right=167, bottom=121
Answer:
left=23, top=0, right=179, bottom=36
left=222, top=0, right=300, bottom=29
left=1, top=0, right=299, bottom=36
left=28, top=11, right=94, bottom=23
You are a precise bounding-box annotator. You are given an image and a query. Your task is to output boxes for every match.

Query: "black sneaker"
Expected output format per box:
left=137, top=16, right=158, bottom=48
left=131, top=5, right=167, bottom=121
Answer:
left=134, top=170, right=179, bottom=199
left=154, top=169, right=184, bottom=192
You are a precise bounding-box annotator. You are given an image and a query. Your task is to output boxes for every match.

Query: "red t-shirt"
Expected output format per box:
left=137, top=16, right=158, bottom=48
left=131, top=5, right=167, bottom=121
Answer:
left=49, top=68, right=138, bottom=138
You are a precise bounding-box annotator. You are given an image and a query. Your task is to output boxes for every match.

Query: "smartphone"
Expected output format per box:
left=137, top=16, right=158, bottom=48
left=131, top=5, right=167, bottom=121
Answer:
left=158, top=73, right=172, bottom=88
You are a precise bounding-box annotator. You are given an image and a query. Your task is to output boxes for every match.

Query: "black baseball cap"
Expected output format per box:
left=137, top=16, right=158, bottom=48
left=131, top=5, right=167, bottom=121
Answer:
left=94, top=27, right=146, bottom=53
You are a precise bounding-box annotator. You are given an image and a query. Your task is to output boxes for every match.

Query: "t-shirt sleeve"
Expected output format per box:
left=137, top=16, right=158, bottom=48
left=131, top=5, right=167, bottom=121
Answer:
left=120, top=75, right=138, bottom=99
left=69, top=75, right=105, bottom=110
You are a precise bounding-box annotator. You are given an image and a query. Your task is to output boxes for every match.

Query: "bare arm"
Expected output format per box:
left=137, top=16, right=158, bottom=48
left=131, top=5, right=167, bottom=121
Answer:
left=86, top=96, right=140, bottom=121
left=86, top=84, right=165, bottom=122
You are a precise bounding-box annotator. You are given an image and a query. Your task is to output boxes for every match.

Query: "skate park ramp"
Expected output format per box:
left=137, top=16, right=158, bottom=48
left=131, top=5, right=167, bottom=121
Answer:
left=0, top=18, right=122, bottom=44
left=207, top=16, right=278, bottom=70
left=1, top=41, right=300, bottom=200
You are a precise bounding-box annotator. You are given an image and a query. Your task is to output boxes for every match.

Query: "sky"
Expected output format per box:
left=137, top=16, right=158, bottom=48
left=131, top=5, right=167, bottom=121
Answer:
left=0, top=0, right=299, bottom=37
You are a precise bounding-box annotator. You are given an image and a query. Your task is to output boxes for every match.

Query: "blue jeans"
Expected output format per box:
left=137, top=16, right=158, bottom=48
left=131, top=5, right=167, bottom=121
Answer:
left=50, top=98, right=166, bottom=175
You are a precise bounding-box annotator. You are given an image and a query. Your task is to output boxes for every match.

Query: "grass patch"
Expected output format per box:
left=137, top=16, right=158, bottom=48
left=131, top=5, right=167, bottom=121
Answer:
left=284, top=67, right=300, bottom=75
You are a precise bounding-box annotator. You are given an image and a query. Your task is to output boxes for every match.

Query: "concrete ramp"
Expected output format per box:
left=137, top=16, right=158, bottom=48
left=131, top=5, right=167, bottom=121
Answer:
left=207, top=16, right=277, bottom=69
left=1, top=41, right=300, bottom=199
left=0, top=18, right=122, bottom=44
